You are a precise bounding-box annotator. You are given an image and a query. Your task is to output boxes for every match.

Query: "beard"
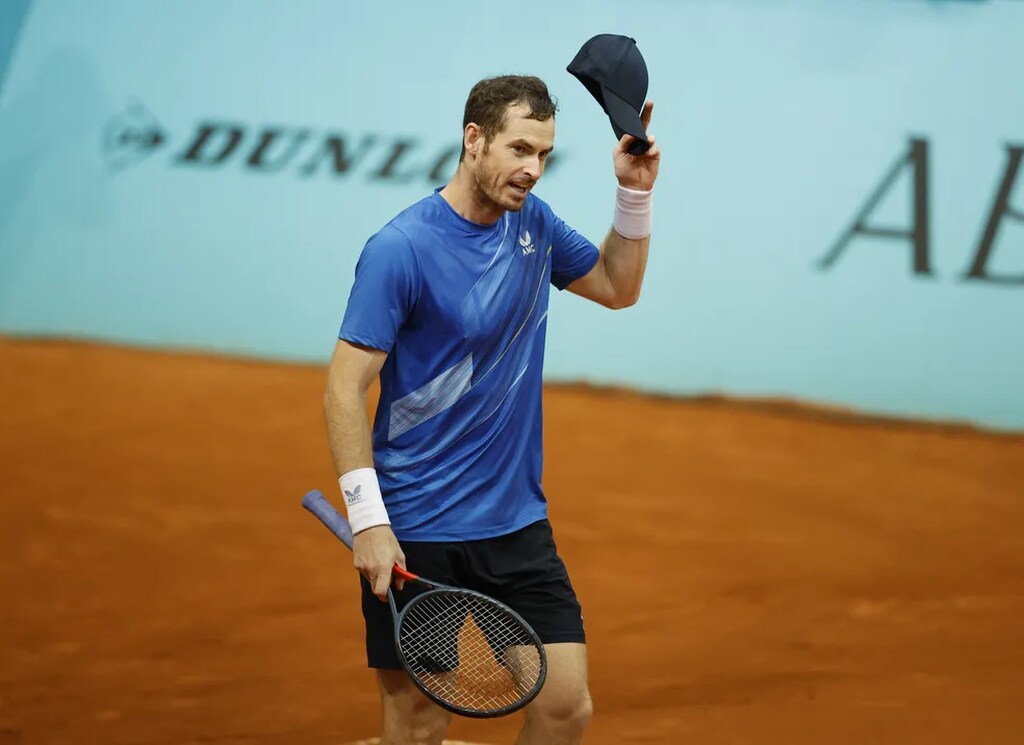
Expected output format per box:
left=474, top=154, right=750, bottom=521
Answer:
left=472, top=151, right=531, bottom=214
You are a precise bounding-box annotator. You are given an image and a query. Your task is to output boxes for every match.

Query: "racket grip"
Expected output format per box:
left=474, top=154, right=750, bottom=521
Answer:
left=302, top=489, right=355, bottom=551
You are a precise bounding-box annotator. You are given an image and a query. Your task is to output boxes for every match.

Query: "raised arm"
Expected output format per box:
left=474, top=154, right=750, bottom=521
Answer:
left=567, top=101, right=661, bottom=309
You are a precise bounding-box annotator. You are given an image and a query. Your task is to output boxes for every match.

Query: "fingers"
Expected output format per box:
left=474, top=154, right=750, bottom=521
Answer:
left=358, top=552, right=407, bottom=600
left=614, top=133, right=658, bottom=159
left=641, top=100, right=654, bottom=130
left=612, top=101, right=655, bottom=158
left=614, top=133, right=633, bottom=156
left=394, top=550, right=407, bottom=592
left=353, top=525, right=404, bottom=602
left=371, top=565, right=393, bottom=601
left=644, top=135, right=660, bottom=160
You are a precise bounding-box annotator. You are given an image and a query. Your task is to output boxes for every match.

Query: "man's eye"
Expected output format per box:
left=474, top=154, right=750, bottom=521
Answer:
left=513, top=145, right=526, bottom=154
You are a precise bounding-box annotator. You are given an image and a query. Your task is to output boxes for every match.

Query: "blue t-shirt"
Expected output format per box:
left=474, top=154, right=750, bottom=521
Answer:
left=338, top=189, right=599, bottom=541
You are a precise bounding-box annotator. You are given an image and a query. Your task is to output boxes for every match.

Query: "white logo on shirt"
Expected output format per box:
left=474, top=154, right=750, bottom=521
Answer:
left=518, top=231, right=536, bottom=256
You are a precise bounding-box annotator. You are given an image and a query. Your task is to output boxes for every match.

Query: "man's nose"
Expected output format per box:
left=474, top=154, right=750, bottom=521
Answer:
left=523, top=157, right=541, bottom=180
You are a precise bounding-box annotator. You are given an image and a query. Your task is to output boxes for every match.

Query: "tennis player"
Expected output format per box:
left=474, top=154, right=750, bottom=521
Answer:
left=324, top=74, right=659, bottom=745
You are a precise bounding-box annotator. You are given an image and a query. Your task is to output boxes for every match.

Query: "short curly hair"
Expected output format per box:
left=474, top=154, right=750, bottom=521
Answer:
left=460, top=75, right=558, bottom=161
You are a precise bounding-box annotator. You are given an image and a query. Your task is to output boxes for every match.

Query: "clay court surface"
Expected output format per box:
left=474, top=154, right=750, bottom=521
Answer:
left=1, top=337, right=1022, bottom=744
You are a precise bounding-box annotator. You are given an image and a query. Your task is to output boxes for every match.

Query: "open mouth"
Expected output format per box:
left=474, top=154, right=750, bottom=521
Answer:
left=509, top=182, right=532, bottom=196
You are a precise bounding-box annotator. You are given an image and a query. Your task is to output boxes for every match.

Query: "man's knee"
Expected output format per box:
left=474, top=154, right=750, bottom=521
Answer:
left=529, top=687, right=594, bottom=735
left=559, top=690, right=594, bottom=735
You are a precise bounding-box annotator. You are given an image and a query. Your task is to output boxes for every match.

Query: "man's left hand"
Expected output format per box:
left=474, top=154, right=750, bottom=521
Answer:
left=614, top=100, right=660, bottom=191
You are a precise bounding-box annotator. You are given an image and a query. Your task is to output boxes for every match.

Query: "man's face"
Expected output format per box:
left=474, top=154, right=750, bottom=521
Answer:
left=470, top=104, right=555, bottom=213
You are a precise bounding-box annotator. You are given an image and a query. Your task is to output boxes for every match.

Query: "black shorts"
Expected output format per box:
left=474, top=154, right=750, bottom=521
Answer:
left=360, top=518, right=585, bottom=669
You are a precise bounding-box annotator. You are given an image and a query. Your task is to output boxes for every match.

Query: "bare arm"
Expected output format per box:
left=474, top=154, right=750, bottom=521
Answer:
left=324, top=339, right=406, bottom=600
left=324, top=339, right=385, bottom=475
left=566, top=228, right=650, bottom=309
left=566, top=100, right=661, bottom=310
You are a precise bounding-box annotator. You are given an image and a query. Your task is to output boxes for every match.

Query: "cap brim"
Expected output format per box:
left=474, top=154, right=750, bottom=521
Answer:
left=601, top=85, right=647, bottom=143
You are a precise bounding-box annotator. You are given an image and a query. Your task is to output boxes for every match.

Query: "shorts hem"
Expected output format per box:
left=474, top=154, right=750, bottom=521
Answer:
left=537, top=632, right=586, bottom=645
left=366, top=658, right=404, bottom=670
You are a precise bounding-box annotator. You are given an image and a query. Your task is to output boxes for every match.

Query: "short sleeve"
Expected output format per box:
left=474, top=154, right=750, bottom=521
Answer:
left=338, top=226, right=420, bottom=352
left=550, top=213, right=600, bottom=290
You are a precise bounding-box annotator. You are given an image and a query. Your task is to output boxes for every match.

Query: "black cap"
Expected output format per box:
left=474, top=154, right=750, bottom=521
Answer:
left=567, top=34, right=650, bottom=155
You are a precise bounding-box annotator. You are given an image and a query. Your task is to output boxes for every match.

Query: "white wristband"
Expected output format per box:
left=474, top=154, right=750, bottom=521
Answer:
left=339, top=467, right=390, bottom=534
left=613, top=185, right=653, bottom=240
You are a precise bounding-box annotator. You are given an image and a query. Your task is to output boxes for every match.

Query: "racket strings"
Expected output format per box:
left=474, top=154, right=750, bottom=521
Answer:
left=399, top=590, right=543, bottom=713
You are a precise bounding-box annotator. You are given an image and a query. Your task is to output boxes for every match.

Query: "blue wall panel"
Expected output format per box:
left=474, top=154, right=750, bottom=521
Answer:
left=0, top=0, right=1021, bottom=429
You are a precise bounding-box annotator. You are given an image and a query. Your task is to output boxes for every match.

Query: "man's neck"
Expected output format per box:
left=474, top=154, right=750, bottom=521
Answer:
left=438, top=167, right=503, bottom=225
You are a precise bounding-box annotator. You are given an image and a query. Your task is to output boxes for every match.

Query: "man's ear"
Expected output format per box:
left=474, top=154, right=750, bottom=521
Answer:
left=464, top=123, right=482, bottom=157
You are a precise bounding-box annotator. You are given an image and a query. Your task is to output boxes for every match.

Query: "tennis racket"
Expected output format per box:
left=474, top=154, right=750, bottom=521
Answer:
left=301, top=489, right=548, bottom=718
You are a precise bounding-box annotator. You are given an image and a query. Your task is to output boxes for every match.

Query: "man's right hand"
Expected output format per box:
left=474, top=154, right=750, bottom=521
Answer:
left=352, top=524, right=406, bottom=601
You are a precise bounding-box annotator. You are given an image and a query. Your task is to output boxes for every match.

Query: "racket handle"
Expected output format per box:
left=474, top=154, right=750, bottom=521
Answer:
left=302, top=489, right=355, bottom=551
left=302, top=489, right=417, bottom=581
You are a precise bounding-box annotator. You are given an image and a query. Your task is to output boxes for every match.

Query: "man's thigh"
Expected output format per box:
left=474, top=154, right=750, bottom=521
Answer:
left=464, top=519, right=586, bottom=645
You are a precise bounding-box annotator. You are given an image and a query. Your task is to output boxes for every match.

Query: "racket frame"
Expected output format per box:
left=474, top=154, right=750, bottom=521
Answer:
left=389, top=575, right=548, bottom=718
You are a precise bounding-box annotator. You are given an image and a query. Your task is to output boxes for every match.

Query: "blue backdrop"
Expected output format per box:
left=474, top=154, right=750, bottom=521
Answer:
left=1, top=0, right=1022, bottom=430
